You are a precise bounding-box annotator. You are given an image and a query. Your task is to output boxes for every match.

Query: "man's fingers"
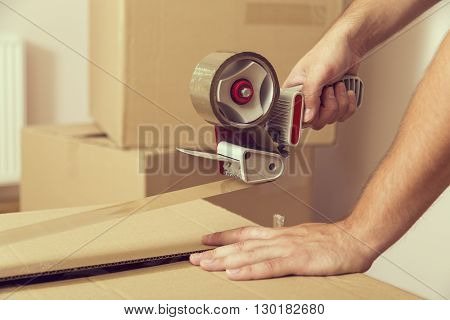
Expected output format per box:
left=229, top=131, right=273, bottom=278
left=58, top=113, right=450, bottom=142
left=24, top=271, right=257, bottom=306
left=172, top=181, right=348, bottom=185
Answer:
left=201, top=226, right=277, bottom=246
left=189, top=239, right=275, bottom=265
left=225, top=257, right=295, bottom=281
left=334, top=82, right=349, bottom=120
left=310, top=103, right=327, bottom=130
left=303, top=93, right=321, bottom=123
left=338, top=90, right=357, bottom=122
left=334, top=82, right=350, bottom=120
left=316, top=86, right=339, bottom=127
left=191, top=227, right=287, bottom=265
left=199, top=245, right=288, bottom=271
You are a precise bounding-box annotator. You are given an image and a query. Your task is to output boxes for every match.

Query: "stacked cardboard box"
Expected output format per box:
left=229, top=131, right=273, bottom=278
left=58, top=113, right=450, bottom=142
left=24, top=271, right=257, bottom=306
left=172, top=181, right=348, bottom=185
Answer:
left=21, top=123, right=318, bottom=226
left=21, top=0, right=343, bottom=226
left=89, top=0, right=341, bottom=147
left=20, top=124, right=222, bottom=211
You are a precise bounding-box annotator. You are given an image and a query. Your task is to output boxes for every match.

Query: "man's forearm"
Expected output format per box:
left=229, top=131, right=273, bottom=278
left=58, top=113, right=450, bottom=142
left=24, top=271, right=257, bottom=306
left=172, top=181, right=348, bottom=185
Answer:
left=331, top=0, right=439, bottom=57
left=344, top=34, right=450, bottom=255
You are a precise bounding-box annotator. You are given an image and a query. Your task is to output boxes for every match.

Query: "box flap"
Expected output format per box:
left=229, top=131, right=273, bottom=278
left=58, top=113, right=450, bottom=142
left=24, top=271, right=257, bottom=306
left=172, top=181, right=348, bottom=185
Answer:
left=22, top=124, right=117, bottom=148
left=24, top=123, right=103, bottom=138
left=0, top=199, right=255, bottom=279
left=0, top=198, right=417, bottom=299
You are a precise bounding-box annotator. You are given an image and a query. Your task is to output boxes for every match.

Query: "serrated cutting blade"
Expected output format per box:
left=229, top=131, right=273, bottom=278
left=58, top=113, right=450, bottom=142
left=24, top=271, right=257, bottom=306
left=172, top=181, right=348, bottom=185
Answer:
left=176, top=148, right=234, bottom=162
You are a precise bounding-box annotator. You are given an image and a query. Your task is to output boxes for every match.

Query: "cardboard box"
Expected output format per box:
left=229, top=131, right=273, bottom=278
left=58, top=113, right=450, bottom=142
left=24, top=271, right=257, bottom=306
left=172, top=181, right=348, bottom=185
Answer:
left=20, top=124, right=223, bottom=211
left=21, top=124, right=318, bottom=227
left=89, top=0, right=340, bottom=148
left=0, top=196, right=417, bottom=299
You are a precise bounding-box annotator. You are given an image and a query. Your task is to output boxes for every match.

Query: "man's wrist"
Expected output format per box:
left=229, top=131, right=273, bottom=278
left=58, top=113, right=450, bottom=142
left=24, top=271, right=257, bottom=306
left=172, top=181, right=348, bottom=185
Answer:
left=333, top=15, right=368, bottom=59
left=339, top=214, right=385, bottom=260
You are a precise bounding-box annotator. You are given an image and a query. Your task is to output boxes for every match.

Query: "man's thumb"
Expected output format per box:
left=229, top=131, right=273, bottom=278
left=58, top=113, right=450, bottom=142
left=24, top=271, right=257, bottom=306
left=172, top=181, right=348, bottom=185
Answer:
left=302, top=64, right=335, bottom=123
left=302, top=81, right=323, bottom=123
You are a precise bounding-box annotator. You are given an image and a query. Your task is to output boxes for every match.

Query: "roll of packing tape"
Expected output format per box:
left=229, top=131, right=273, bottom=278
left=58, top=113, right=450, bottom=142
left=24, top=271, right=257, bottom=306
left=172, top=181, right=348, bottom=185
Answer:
left=190, top=52, right=279, bottom=128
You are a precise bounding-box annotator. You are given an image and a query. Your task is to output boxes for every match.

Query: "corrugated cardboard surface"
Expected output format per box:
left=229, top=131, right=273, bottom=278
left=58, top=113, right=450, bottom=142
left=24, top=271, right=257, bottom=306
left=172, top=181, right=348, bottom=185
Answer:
left=0, top=199, right=418, bottom=299
left=89, top=0, right=338, bottom=147
left=20, top=124, right=223, bottom=211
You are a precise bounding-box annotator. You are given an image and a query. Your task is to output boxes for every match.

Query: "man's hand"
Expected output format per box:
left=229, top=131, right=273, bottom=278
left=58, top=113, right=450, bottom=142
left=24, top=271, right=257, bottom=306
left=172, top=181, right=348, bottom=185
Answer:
left=189, top=223, right=376, bottom=280
left=282, top=0, right=438, bottom=130
left=283, top=30, right=362, bottom=130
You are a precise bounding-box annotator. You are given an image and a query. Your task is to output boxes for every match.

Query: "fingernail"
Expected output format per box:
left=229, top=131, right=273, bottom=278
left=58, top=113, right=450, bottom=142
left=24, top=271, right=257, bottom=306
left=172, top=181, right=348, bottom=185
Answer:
left=190, top=253, right=200, bottom=263
left=226, top=268, right=241, bottom=275
left=200, top=259, right=214, bottom=266
left=304, top=108, right=313, bottom=122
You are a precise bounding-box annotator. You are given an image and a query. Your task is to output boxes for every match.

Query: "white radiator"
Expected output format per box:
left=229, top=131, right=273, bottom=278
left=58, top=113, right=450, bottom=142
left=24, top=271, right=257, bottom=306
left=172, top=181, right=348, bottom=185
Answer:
left=0, top=36, right=25, bottom=186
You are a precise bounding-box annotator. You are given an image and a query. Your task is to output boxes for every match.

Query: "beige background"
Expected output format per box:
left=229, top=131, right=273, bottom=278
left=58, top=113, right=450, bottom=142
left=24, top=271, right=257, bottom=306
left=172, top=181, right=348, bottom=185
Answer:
left=0, top=0, right=449, bottom=299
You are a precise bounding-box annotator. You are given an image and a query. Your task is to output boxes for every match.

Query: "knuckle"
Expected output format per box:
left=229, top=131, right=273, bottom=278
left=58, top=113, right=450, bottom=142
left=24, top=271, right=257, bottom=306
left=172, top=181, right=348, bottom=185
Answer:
left=208, top=249, right=218, bottom=258
left=264, top=259, right=278, bottom=274
left=338, top=98, right=349, bottom=111
left=326, top=100, right=338, bottom=112
left=340, top=94, right=350, bottom=106
left=331, top=100, right=339, bottom=110
left=232, top=241, right=246, bottom=252
left=243, top=226, right=266, bottom=239
left=236, top=227, right=249, bottom=240
left=274, top=235, right=290, bottom=244
left=304, top=88, right=321, bottom=101
left=244, top=264, right=253, bottom=275
left=336, top=88, right=349, bottom=101
left=337, top=82, right=347, bottom=93
left=222, top=256, right=233, bottom=267
left=246, top=226, right=260, bottom=237
left=246, top=249, right=258, bottom=261
left=258, top=227, right=274, bottom=239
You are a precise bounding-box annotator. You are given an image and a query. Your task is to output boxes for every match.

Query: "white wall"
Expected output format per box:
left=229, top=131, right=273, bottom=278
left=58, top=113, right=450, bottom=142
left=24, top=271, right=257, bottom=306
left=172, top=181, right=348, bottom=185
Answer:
left=0, top=0, right=90, bottom=124
left=313, top=3, right=450, bottom=299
